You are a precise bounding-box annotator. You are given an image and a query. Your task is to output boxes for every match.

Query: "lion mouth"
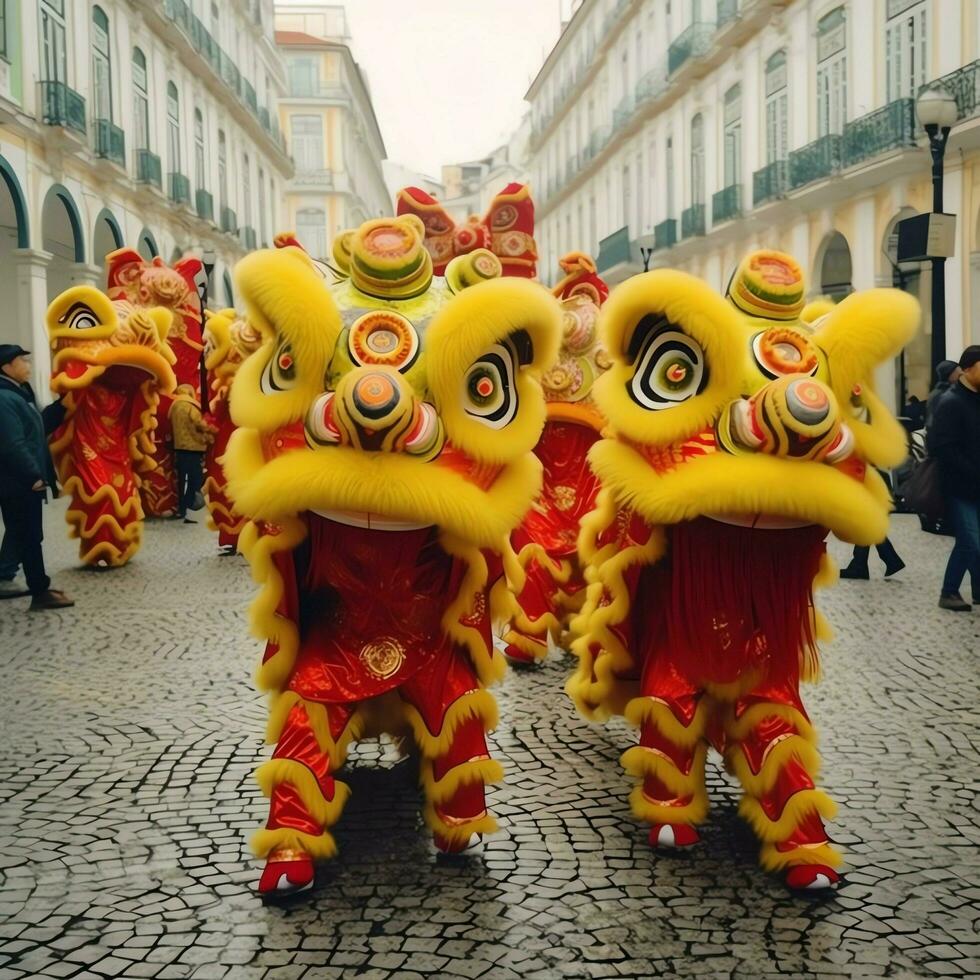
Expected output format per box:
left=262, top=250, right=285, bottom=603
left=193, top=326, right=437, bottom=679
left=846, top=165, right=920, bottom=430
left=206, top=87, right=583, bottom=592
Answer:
left=310, top=507, right=432, bottom=532
left=704, top=513, right=813, bottom=530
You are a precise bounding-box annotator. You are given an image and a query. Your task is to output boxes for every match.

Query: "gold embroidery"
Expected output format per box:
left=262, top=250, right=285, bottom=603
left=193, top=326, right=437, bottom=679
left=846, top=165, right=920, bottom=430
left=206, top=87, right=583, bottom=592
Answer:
left=359, top=637, right=405, bottom=679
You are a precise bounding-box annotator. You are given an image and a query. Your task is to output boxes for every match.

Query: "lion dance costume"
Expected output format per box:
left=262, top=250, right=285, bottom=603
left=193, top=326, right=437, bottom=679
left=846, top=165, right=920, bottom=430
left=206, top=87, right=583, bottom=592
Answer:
left=568, top=251, right=917, bottom=890
left=202, top=309, right=262, bottom=552
left=503, top=252, right=610, bottom=664
left=105, top=249, right=207, bottom=517
left=224, top=213, right=560, bottom=896
left=45, top=285, right=177, bottom=566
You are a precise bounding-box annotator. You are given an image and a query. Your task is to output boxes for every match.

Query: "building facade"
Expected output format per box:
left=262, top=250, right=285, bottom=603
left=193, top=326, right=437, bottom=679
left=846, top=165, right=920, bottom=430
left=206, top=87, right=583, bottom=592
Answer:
left=0, top=0, right=292, bottom=394
left=525, top=0, right=980, bottom=407
left=274, top=4, right=388, bottom=260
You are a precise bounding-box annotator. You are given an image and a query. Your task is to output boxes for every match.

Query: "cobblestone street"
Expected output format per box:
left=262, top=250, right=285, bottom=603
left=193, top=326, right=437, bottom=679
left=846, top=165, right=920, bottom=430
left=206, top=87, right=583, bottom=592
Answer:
left=0, top=504, right=977, bottom=979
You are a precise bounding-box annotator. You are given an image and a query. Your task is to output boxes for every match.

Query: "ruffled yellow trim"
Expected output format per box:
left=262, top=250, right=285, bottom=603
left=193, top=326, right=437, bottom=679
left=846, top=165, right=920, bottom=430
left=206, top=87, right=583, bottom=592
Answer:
left=627, top=782, right=710, bottom=826
left=759, top=841, right=843, bottom=871
left=420, top=757, right=504, bottom=806
left=263, top=692, right=365, bottom=771
left=725, top=703, right=815, bottom=744
left=501, top=629, right=548, bottom=661
left=251, top=827, right=337, bottom=860
left=621, top=742, right=708, bottom=795
left=623, top=696, right=709, bottom=749
left=726, top=737, right=822, bottom=796
left=255, top=758, right=350, bottom=828
left=202, top=477, right=247, bottom=536
left=401, top=689, right=498, bottom=759
left=422, top=807, right=499, bottom=848
left=738, top=788, right=837, bottom=842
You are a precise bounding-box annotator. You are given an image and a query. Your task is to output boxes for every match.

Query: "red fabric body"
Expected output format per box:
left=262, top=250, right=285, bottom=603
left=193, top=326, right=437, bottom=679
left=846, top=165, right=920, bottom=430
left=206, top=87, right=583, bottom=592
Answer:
left=204, top=395, right=241, bottom=548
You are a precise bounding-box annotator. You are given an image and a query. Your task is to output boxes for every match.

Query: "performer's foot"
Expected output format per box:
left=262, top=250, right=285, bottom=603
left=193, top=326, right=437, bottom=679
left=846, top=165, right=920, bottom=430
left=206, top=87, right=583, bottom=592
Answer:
left=502, top=642, right=540, bottom=667
left=29, top=589, right=74, bottom=611
left=785, top=864, right=840, bottom=891
left=648, top=823, right=700, bottom=848
left=838, top=564, right=869, bottom=580
left=883, top=558, right=906, bottom=578
left=258, top=848, right=314, bottom=897
left=433, top=832, right=483, bottom=856
left=219, top=546, right=237, bottom=557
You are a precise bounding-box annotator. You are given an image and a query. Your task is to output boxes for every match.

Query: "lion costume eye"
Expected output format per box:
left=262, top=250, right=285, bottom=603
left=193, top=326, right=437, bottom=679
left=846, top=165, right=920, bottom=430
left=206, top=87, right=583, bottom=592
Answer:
left=630, top=328, right=706, bottom=410
left=752, top=328, right=819, bottom=380
left=260, top=340, right=298, bottom=393
left=59, top=302, right=100, bottom=331
left=463, top=342, right=517, bottom=428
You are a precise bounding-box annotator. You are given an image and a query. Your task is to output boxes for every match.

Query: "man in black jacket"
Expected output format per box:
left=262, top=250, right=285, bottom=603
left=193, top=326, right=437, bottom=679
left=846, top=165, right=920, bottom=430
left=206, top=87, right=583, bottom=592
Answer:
left=0, top=344, right=73, bottom=610
left=928, top=345, right=980, bottom=611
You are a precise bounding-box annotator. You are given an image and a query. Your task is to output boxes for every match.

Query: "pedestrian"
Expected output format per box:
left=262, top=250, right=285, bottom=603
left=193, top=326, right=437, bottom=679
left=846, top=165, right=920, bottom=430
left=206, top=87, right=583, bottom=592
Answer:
left=927, top=359, right=960, bottom=426
left=928, top=345, right=980, bottom=611
left=168, top=384, right=215, bottom=524
left=0, top=344, right=73, bottom=610
left=839, top=469, right=906, bottom=580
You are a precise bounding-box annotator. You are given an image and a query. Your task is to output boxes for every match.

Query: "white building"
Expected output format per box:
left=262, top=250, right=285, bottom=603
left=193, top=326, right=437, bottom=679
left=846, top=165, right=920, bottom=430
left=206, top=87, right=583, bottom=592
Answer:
left=525, top=0, right=980, bottom=407
left=274, top=4, right=389, bottom=258
left=0, top=0, right=293, bottom=393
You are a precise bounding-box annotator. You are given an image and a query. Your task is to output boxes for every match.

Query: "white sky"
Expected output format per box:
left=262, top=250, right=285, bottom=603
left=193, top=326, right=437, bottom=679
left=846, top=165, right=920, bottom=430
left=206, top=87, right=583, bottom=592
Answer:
left=302, top=2, right=565, bottom=177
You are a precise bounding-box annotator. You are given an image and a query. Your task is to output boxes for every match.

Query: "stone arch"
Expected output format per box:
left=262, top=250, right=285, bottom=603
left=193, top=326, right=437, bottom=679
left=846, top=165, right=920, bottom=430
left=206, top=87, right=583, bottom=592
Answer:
left=42, top=184, right=85, bottom=301
left=814, top=230, right=852, bottom=300
left=0, top=155, right=30, bottom=366
left=0, top=154, right=30, bottom=248
left=137, top=227, right=159, bottom=259
left=92, top=208, right=124, bottom=272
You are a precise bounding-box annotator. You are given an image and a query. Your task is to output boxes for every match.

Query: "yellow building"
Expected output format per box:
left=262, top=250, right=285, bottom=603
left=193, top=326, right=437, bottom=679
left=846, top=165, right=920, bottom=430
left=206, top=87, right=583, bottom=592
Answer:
left=274, top=5, right=389, bottom=258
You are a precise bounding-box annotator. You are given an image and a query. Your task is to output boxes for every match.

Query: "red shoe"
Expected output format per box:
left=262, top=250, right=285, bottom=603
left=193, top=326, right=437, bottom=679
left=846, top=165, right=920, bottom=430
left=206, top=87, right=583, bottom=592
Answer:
left=648, top=823, right=700, bottom=848
left=785, top=864, right=840, bottom=891
left=502, top=642, right=540, bottom=667
left=258, top=848, right=314, bottom=897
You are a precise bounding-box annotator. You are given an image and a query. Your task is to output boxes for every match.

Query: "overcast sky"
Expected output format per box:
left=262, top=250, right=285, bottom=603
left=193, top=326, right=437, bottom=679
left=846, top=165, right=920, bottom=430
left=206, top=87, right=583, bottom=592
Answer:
left=292, top=1, right=566, bottom=177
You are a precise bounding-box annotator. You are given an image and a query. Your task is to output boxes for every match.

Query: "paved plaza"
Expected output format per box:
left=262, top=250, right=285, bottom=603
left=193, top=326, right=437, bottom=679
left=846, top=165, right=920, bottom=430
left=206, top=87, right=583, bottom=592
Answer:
left=0, top=503, right=977, bottom=980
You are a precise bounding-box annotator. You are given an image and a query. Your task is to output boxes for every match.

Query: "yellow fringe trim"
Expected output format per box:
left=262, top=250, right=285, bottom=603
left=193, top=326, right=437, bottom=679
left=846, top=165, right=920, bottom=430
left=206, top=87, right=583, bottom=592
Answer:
left=501, top=629, right=549, bottom=661
left=726, top=736, right=822, bottom=796
left=623, top=696, right=710, bottom=749
left=621, top=742, right=708, bottom=795
left=251, top=827, right=337, bottom=861
left=422, top=807, right=499, bottom=848
left=627, top=784, right=710, bottom=826
left=419, top=757, right=504, bottom=806
left=759, top=840, right=843, bottom=871
left=725, top=703, right=816, bottom=744
left=739, top=788, right=838, bottom=842
left=401, top=689, right=498, bottom=759
left=264, top=692, right=364, bottom=769
left=254, top=758, right=351, bottom=830
left=203, top=477, right=246, bottom=536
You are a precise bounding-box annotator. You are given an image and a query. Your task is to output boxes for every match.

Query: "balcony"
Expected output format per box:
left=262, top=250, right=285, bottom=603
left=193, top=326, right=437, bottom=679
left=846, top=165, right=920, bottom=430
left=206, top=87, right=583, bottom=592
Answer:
left=219, top=50, right=241, bottom=96
left=241, top=226, right=257, bottom=251
left=716, top=0, right=740, bottom=28
left=39, top=80, right=86, bottom=135
left=196, top=188, right=214, bottom=222
left=681, top=204, right=706, bottom=239
left=587, top=125, right=611, bottom=159
left=789, top=134, right=842, bottom=189
left=93, top=119, right=125, bottom=167
left=565, top=156, right=578, bottom=183
left=613, top=92, right=635, bottom=131
left=636, top=64, right=669, bottom=104
left=259, top=106, right=271, bottom=132
left=653, top=219, right=677, bottom=252
left=291, top=169, right=335, bottom=190
left=220, top=207, right=238, bottom=235
left=168, top=172, right=191, bottom=206
left=711, top=184, right=742, bottom=224
left=923, top=59, right=980, bottom=121
left=243, top=81, right=258, bottom=115
left=596, top=226, right=632, bottom=274
left=668, top=23, right=714, bottom=76
left=135, top=149, right=162, bottom=189
left=842, top=98, right=916, bottom=168
left=752, top=160, right=789, bottom=206
left=189, top=14, right=220, bottom=72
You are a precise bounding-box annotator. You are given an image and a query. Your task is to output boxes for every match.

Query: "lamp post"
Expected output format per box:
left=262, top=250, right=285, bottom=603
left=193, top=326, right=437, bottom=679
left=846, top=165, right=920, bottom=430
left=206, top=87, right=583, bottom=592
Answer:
left=915, top=84, right=959, bottom=372
left=198, top=248, right=217, bottom=413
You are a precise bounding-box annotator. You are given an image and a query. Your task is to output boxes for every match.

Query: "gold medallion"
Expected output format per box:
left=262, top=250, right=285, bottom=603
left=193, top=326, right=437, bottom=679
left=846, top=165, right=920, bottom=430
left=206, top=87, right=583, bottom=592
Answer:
left=359, top=637, right=405, bottom=679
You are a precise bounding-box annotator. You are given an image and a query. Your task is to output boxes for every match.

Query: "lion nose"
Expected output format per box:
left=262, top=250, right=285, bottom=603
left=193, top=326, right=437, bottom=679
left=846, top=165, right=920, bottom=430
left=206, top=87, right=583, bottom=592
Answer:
left=351, top=372, right=401, bottom=421
left=784, top=377, right=830, bottom=428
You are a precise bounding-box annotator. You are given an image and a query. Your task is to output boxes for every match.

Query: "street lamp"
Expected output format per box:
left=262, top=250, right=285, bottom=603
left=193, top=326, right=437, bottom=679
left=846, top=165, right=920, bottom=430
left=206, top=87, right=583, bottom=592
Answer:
left=916, top=84, right=959, bottom=371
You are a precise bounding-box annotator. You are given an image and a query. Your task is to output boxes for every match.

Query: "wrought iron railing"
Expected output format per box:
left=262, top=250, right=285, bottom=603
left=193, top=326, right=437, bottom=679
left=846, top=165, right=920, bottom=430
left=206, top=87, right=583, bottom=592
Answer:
left=668, top=22, right=714, bottom=75
left=168, top=172, right=191, bottom=206
left=39, top=80, right=86, bottom=135
left=681, top=203, right=706, bottom=238
left=135, top=149, right=162, bottom=188
left=789, top=134, right=842, bottom=189
left=636, top=64, right=669, bottom=103
left=921, top=59, right=980, bottom=121
left=613, top=92, right=635, bottom=131
left=221, top=207, right=238, bottom=234
left=596, top=226, right=632, bottom=273
left=94, top=119, right=125, bottom=166
left=653, top=219, right=677, bottom=251
left=196, top=189, right=214, bottom=222
left=752, top=160, right=789, bottom=206
left=711, top=184, right=742, bottom=224
left=842, top=98, right=916, bottom=168
left=716, top=0, right=740, bottom=28
left=243, top=81, right=258, bottom=115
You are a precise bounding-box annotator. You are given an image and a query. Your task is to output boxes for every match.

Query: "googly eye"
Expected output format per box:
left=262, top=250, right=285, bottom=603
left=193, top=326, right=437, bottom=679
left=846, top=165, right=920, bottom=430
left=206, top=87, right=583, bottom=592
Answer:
left=752, top=328, right=819, bottom=380
left=58, top=302, right=100, bottom=331
left=260, top=340, right=298, bottom=393
left=630, top=329, right=706, bottom=410
left=348, top=311, right=420, bottom=371
left=463, top=342, right=517, bottom=428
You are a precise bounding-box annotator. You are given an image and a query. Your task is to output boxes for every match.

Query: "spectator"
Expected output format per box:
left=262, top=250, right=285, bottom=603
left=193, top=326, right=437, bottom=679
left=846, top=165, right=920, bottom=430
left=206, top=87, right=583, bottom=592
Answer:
left=928, top=346, right=980, bottom=611
left=840, top=471, right=905, bottom=580
left=0, top=344, right=73, bottom=610
left=169, top=384, right=215, bottom=524
left=927, top=359, right=960, bottom=426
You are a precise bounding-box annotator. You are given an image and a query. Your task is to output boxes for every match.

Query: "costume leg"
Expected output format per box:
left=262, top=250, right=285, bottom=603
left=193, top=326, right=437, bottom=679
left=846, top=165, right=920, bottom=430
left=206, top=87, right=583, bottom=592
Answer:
left=399, top=653, right=502, bottom=852
left=253, top=697, right=355, bottom=892
left=725, top=682, right=841, bottom=885
left=622, top=656, right=709, bottom=843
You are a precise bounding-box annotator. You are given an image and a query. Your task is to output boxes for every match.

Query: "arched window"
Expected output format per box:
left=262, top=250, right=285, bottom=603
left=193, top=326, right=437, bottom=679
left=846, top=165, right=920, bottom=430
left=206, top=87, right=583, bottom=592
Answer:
left=297, top=207, right=327, bottom=259
left=765, top=50, right=788, bottom=163
left=39, top=0, right=67, bottom=85
left=218, top=130, right=228, bottom=211
left=816, top=7, right=847, bottom=136
left=690, top=114, right=704, bottom=207
left=132, top=48, right=149, bottom=151
left=723, top=84, right=742, bottom=187
left=194, top=109, right=206, bottom=191
left=167, top=82, right=180, bottom=172
left=92, top=7, right=112, bottom=121
left=886, top=0, right=928, bottom=101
